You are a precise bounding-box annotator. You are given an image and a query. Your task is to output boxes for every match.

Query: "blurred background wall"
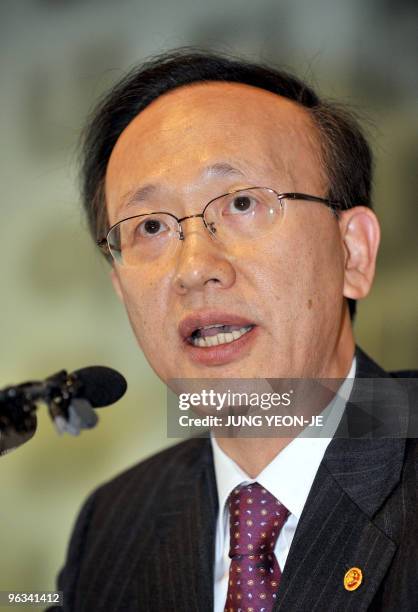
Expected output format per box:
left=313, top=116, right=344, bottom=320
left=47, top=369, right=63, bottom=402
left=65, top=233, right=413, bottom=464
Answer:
left=0, top=0, right=417, bottom=604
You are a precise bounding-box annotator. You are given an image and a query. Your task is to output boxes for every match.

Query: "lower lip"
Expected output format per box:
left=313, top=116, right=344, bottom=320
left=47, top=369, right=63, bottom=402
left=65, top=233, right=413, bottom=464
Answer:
left=182, top=326, right=258, bottom=367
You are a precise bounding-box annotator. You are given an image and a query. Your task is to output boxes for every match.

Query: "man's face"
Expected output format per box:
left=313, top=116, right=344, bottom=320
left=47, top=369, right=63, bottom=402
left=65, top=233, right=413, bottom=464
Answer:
left=105, top=82, right=350, bottom=381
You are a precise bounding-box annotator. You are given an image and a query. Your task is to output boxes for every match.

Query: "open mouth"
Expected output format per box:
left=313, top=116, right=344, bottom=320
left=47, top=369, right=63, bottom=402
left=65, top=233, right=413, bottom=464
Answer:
left=188, top=324, right=255, bottom=347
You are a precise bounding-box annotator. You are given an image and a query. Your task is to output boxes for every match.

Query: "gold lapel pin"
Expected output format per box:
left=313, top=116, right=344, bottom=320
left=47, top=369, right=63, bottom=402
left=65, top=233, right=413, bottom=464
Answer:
left=344, top=567, right=363, bottom=591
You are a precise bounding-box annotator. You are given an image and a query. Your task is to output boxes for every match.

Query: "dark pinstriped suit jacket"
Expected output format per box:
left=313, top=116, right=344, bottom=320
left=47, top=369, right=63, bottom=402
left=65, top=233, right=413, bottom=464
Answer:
left=50, top=347, right=418, bottom=611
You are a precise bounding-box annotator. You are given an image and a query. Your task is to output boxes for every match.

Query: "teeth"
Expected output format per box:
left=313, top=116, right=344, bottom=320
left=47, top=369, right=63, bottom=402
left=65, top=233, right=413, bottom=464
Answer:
left=191, top=325, right=252, bottom=347
left=202, top=324, right=224, bottom=330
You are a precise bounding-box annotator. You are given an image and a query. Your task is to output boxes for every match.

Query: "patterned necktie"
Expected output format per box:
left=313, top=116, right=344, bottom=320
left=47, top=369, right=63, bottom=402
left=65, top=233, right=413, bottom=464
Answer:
left=224, top=482, right=289, bottom=612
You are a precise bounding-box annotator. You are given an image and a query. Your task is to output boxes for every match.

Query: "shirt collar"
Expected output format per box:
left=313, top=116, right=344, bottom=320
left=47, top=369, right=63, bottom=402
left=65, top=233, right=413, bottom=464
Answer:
left=210, top=356, right=356, bottom=520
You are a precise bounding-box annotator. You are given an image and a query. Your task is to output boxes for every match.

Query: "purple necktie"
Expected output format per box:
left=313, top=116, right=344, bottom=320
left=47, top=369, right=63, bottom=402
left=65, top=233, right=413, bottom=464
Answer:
left=224, top=482, right=289, bottom=612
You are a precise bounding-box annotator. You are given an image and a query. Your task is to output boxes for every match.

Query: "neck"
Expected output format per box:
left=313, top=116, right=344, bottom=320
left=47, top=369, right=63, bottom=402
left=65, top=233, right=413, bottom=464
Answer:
left=214, top=318, right=355, bottom=477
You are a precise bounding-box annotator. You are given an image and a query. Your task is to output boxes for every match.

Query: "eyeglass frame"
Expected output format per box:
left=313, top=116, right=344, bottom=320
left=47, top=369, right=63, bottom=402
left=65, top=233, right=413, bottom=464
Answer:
left=97, top=186, right=343, bottom=259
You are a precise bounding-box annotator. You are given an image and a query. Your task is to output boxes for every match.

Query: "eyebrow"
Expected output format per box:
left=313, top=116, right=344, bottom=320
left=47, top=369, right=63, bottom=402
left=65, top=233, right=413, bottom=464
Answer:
left=121, top=162, right=247, bottom=210
left=204, top=162, right=246, bottom=179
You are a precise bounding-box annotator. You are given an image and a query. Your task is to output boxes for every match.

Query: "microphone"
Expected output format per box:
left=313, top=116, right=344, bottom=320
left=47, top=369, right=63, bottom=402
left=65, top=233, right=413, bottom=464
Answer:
left=0, top=366, right=127, bottom=456
left=72, top=366, right=128, bottom=407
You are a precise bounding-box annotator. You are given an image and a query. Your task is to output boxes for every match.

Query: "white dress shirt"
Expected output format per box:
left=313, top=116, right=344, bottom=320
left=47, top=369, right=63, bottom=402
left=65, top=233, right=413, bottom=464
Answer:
left=211, top=357, right=356, bottom=612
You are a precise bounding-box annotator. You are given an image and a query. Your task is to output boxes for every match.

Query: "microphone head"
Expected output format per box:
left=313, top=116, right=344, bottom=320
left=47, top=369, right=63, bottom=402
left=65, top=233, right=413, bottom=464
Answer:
left=72, top=366, right=127, bottom=407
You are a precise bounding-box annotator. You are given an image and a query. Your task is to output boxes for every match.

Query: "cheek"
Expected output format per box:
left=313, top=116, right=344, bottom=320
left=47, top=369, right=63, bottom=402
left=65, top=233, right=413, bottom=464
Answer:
left=117, top=273, right=167, bottom=350
left=257, top=220, right=345, bottom=317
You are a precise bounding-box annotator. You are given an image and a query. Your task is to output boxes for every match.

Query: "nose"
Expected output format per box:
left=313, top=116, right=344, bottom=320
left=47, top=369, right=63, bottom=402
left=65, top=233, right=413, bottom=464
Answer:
left=172, top=217, right=236, bottom=295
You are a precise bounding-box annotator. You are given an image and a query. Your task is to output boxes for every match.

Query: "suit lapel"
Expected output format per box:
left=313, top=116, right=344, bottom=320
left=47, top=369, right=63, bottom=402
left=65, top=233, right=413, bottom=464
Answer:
left=274, top=461, right=398, bottom=611
left=274, top=347, right=406, bottom=611
left=144, top=437, right=218, bottom=612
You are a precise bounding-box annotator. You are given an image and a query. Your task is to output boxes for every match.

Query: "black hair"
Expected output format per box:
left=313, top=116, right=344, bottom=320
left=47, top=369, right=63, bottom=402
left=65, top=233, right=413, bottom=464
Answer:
left=81, top=49, right=374, bottom=320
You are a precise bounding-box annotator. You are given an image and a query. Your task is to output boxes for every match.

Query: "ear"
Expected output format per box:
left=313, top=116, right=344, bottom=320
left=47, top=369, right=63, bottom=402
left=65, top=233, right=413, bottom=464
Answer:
left=339, top=206, right=380, bottom=300
left=110, top=267, right=124, bottom=302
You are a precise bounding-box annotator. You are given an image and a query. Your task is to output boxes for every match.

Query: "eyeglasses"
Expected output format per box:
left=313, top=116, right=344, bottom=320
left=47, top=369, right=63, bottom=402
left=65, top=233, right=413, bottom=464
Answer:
left=98, top=187, right=342, bottom=267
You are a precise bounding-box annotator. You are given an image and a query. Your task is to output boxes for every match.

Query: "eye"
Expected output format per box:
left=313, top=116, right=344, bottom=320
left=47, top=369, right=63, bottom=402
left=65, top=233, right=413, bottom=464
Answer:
left=136, top=216, right=168, bottom=237
left=224, top=194, right=257, bottom=215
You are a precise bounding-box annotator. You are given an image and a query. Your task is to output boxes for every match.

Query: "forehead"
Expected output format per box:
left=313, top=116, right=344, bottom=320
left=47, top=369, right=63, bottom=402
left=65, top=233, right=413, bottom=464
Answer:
left=105, top=82, right=325, bottom=208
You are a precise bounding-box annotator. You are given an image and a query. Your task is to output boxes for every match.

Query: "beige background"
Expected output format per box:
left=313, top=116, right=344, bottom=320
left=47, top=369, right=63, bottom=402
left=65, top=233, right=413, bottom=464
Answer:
left=0, top=0, right=417, bottom=605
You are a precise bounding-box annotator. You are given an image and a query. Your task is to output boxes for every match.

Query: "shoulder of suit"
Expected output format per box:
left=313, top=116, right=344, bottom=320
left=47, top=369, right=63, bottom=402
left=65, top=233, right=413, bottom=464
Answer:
left=90, top=435, right=212, bottom=502
left=356, top=345, right=418, bottom=378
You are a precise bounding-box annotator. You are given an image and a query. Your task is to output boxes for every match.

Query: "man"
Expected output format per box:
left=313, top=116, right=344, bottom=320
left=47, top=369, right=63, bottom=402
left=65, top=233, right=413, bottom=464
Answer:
left=51, top=50, right=417, bottom=611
